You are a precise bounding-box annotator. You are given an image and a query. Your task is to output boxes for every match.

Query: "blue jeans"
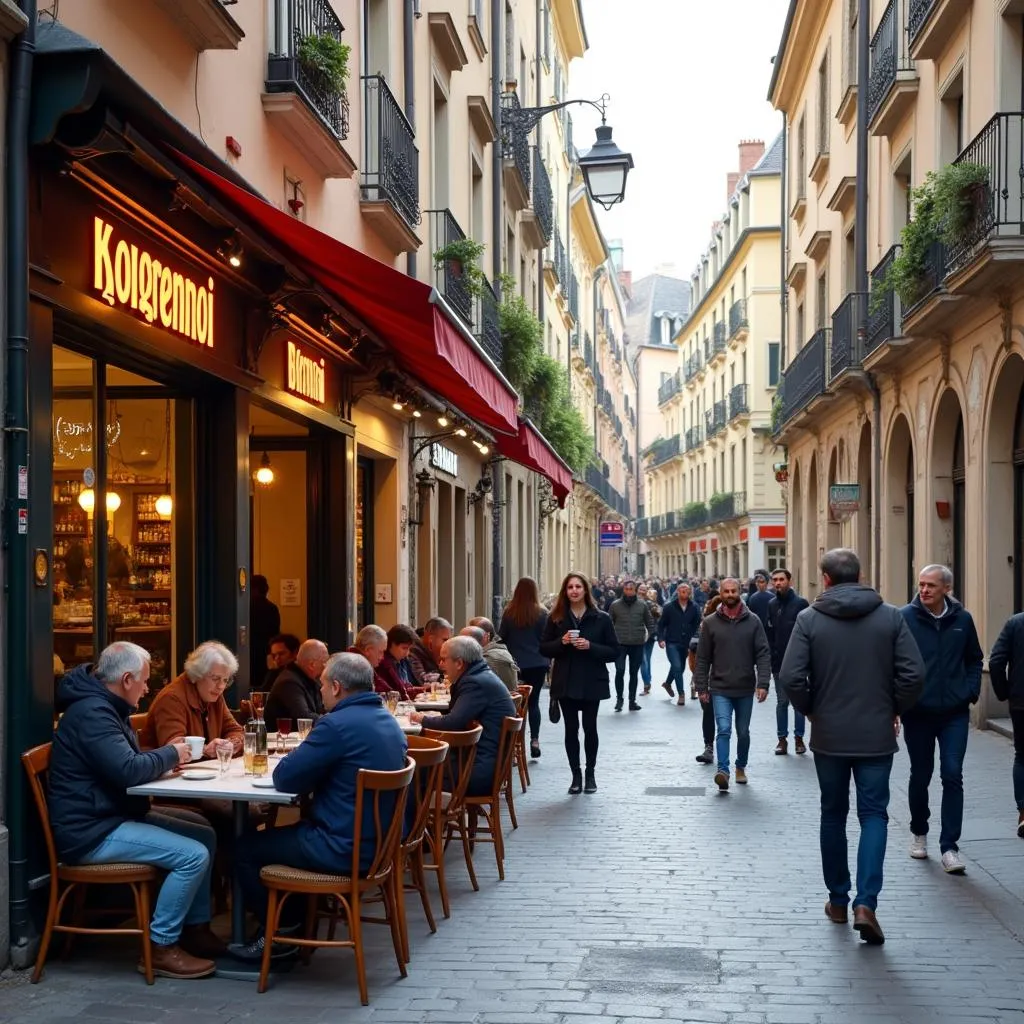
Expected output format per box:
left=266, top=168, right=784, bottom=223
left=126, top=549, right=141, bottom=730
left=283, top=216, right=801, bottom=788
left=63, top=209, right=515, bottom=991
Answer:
left=813, top=753, right=892, bottom=911
left=640, top=638, right=656, bottom=687
left=664, top=643, right=686, bottom=694
left=776, top=687, right=806, bottom=739
left=78, top=808, right=216, bottom=946
left=615, top=644, right=644, bottom=703
left=712, top=693, right=753, bottom=774
left=903, top=709, right=970, bottom=853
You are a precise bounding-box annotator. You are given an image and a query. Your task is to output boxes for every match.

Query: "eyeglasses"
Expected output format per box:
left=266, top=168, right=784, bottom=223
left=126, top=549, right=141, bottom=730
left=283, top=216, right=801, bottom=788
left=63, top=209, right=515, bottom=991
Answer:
left=207, top=673, right=234, bottom=686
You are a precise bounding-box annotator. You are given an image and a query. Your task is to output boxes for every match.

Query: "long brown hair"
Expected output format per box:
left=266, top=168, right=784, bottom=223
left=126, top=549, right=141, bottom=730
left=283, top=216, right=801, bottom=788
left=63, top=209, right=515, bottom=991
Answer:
left=550, top=571, right=597, bottom=624
left=704, top=595, right=722, bottom=617
left=504, top=576, right=544, bottom=628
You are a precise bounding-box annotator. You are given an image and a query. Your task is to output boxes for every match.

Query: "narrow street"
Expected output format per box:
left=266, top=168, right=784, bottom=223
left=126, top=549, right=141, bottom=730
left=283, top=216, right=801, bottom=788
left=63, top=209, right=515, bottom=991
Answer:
left=4, top=647, right=1024, bottom=1024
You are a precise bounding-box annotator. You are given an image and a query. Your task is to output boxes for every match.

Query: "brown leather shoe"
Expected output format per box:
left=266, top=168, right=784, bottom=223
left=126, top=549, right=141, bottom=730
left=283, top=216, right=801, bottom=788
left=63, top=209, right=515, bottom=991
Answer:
left=853, top=906, right=885, bottom=945
left=774, top=738, right=788, bottom=755
left=140, top=941, right=216, bottom=979
left=179, top=923, right=228, bottom=960
left=794, top=736, right=807, bottom=755
left=824, top=901, right=848, bottom=924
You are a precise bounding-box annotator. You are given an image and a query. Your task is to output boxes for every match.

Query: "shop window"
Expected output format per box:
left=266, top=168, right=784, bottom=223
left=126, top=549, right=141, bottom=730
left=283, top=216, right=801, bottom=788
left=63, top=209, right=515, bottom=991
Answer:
left=766, top=544, right=787, bottom=572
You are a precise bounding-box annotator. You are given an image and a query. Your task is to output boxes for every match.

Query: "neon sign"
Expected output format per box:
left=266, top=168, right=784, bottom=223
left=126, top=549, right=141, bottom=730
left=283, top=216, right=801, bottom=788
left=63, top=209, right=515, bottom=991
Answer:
left=286, top=340, right=326, bottom=405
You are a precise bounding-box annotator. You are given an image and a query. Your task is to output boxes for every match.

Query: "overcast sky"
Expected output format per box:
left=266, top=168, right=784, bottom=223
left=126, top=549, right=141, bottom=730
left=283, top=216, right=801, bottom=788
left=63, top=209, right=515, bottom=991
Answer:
left=570, top=0, right=791, bottom=283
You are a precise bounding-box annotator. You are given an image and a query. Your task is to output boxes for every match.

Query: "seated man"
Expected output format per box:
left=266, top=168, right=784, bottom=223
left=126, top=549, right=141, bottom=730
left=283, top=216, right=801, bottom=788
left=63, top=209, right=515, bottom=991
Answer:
left=232, top=653, right=408, bottom=960
left=411, top=636, right=516, bottom=796
left=348, top=624, right=390, bottom=692
left=408, top=616, right=452, bottom=684
left=263, top=633, right=300, bottom=690
left=467, top=616, right=520, bottom=692
left=263, top=639, right=328, bottom=729
left=49, top=641, right=224, bottom=979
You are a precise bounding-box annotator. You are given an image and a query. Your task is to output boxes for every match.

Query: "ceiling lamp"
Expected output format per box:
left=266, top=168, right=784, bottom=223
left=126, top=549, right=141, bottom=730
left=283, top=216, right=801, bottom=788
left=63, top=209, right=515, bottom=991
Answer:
left=478, top=444, right=489, bottom=456
left=455, top=427, right=467, bottom=437
left=412, top=408, right=422, bottom=418
left=155, top=494, right=173, bottom=518
left=392, top=395, right=405, bottom=411
left=106, top=491, right=122, bottom=513
left=217, top=232, right=244, bottom=268
left=437, top=413, right=449, bottom=428
left=78, top=488, right=95, bottom=513
left=255, top=450, right=275, bottom=486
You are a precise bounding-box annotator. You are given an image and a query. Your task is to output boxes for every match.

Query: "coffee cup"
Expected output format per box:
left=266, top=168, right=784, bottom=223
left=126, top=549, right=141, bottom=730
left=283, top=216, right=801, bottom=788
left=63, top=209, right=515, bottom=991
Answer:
left=566, top=629, right=580, bottom=641
left=185, top=736, right=205, bottom=760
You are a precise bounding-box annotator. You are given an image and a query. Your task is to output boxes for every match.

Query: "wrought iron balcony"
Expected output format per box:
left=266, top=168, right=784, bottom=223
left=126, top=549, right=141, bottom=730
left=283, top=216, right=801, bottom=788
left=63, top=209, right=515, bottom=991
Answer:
left=531, top=149, right=554, bottom=244
left=779, top=328, right=829, bottom=428
left=685, top=350, right=704, bottom=383
left=584, top=464, right=628, bottom=514
left=907, top=0, right=937, bottom=43
left=728, top=298, right=748, bottom=339
left=866, top=246, right=902, bottom=357
left=427, top=209, right=473, bottom=327
left=712, top=321, right=727, bottom=356
left=501, top=92, right=531, bottom=191
left=728, top=383, right=749, bottom=421
left=267, top=0, right=350, bottom=141
left=553, top=229, right=566, bottom=285
left=658, top=370, right=682, bottom=406
left=569, top=272, right=580, bottom=322
left=708, top=491, right=747, bottom=522
left=584, top=331, right=593, bottom=368
left=682, top=503, right=709, bottom=530
left=361, top=74, right=420, bottom=230
left=829, top=292, right=866, bottom=383
left=474, top=277, right=502, bottom=367
left=648, top=435, right=681, bottom=468
left=684, top=424, right=704, bottom=452
left=908, top=0, right=968, bottom=58
left=600, top=389, right=615, bottom=422
left=867, top=0, right=916, bottom=132
left=903, top=238, right=947, bottom=317
left=705, top=400, right=728, bottom=440
left=636, top=517, right=649, bottom=539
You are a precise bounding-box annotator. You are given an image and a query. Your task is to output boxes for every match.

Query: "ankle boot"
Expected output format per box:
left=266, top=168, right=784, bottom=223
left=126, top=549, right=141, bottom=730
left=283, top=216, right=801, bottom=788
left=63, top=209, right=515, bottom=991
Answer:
left=568, top=768, right=583, bottom=794
left=584, top=768, right=597, bottom=793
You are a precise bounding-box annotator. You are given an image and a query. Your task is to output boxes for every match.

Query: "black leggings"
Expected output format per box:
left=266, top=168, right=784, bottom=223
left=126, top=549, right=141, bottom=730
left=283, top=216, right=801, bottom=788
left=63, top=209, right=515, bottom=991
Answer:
left=560, top=697, right=600, bottom=770
left=519, top=665, right=548, bottom=741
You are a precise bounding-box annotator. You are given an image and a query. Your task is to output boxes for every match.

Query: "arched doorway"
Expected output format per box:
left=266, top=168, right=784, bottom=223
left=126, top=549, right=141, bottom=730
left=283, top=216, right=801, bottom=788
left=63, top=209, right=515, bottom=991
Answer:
left=856, top=423, right=873, bottom=584
left=885, top=415, right=914, bottom=603
left=791, top=462, right=803, bottom=594
left=806, top=454, right=820, bottom=599
left=930, top=390, right=966, bottom=599
left=826, top=446, right=842, bottom=551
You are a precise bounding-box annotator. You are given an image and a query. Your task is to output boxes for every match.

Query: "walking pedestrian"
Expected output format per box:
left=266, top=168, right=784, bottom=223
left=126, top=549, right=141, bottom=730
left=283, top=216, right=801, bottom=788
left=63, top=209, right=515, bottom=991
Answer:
left=636, top=584, right=661, bottom=695
left=746, top=573, right=773, bottom=629
left=988, top=609, right=1024, bottom=838
left=767, top=568, right=809, bottom=755
left=499, top=576, right=550, bottom=760
left=657, top=582, right=701, bottom=704
left=540, top=572, right=619, bottom=794
left=779, top=548, right=925, bottom=945
left=693, top=578, right=771, bottom=791
left=691, top=595, right=723, bottom=764
left=899, top=565, right=984, bottom=874
left=609, top=580, right=654, bottom=712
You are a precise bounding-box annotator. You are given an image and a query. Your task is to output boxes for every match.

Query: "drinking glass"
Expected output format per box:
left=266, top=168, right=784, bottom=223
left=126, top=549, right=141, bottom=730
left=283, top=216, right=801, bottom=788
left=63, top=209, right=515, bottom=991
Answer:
left=216, top=743, right=233, bottom=776
left=297, top=717, right=313, bottom=741
left=243, top=732, right=256, bottom=775
left=385, top=691, right=400, bottom=715
left=277, top=718, right=292, bottom=754
left=250, top=691, right=266, bottom=714
left=396, top=701, right=414, bottom=720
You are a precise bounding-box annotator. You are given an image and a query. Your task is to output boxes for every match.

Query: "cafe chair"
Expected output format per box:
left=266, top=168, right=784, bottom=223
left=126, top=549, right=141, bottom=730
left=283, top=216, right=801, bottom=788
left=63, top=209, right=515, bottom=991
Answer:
left=512, top=683, right=534, bottom=794
left=21, top=743, right=158, bottom=985
left=128, top=713, right=149, bottom=747
left=420, top=725, right=483, bottom=915
left=256, top=758, right=415, bottom=1002
left=458, top=717, right=523, bottom=882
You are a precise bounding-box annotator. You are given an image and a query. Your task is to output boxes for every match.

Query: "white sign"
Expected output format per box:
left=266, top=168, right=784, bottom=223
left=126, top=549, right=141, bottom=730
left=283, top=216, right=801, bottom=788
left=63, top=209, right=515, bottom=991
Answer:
left=280, top=578, right=302, bottom=607
left=18, top=466, right=28, bottom=500
left=430, top=443, right=458, bottom=477
left=286, top=340, right=326, bottom=405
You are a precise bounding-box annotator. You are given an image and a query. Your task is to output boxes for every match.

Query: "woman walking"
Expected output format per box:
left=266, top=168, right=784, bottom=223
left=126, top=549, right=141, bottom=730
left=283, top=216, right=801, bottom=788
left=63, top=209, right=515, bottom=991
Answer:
left=499, top=577, right=550, bottom=759
left=540, top=572, right=619, bottom=794
left=692, top=595, right=722, bottom=764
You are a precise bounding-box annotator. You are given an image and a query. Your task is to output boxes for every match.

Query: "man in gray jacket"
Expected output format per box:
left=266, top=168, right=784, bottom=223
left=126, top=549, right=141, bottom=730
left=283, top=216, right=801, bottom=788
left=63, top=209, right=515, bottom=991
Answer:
left=693, top=578, right=771, bottom=790
left=610, top=580, right=654, bottom=711
left=779, top=548, right=925, bottom=947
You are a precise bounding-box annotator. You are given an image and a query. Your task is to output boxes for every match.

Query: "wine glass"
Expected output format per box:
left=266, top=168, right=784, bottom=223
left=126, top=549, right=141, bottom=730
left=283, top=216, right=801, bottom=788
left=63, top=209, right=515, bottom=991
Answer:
left=297, top=717, right=313, bottom=741
left=277, top=718, right=292, bottom=754
left=385, top=691, right=400, bottom=715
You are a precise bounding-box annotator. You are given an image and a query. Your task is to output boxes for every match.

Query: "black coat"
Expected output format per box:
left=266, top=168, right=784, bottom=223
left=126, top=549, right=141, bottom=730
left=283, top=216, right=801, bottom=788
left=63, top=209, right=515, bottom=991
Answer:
left=540, top=606, right=619, bottom=702
left=767, top=588, right=810, bottom=676
left=989, top=612, right=1024, bottom=711
left=656, top=596, right=702, bottom=647
left=264, top=663, right=324, bottom=729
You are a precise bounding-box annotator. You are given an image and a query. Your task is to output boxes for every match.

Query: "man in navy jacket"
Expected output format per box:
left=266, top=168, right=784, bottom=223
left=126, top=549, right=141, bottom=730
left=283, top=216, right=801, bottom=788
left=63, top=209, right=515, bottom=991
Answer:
left=988, top=611, right=1024, bottom=837
left=233, top=652, right=408, bottom=960
left=900, top=564, right=984, bottom=874
left=656, top=582, right=702, bottom=702
left=767, top=568, right=810, bottom=755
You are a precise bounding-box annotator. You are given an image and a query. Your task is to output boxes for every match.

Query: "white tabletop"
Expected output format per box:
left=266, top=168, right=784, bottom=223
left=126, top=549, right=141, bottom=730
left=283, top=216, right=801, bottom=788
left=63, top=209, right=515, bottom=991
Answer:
left=413, top=698, right=450, bottom=713
left=397, top=716, right=421, bottom=735
left=127, top=761, right=299, bottom=805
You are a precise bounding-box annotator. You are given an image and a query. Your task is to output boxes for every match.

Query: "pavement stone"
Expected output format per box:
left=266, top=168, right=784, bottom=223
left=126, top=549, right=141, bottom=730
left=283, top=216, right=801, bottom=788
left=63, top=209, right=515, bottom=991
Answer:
left=2, top=646, right=1024, bottom=1023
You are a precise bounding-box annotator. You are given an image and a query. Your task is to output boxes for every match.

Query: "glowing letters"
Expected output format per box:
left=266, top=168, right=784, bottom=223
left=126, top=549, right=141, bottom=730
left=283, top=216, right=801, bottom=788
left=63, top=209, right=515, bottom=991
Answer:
left=286, top=340, right=326, bottom=405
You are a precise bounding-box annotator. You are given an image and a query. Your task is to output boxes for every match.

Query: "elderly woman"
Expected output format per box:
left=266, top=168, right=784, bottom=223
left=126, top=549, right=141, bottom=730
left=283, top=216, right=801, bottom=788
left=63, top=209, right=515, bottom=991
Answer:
left=143, top=641, right=244, bottom=758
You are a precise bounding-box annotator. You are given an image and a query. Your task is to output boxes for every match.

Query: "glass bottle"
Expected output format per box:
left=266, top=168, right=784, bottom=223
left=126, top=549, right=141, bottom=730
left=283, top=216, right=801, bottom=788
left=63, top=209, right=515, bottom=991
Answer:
left=250, top=705, right=268, bottom=778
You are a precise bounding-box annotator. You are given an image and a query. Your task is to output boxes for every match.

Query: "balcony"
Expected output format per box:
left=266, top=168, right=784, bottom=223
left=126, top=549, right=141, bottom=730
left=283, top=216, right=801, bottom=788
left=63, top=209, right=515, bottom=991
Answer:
left=547, top=228, right=566, bottom=288
left=568, top=272, right=580, bottom=323
left=901, top=237, right=949, bottom=325
left=636, top=517, right=650, bottom=539
left=705, top=399, right=728, bottom=441
left=727, top=383, right=749, bottom=422
left=474, top=278, right=502, bottom=367
left=522, top=148, right=554, bottom=249
left=685, top=350, right=704, bottom=385
left=908, top=0, right=971, bottom=61
left=684, top=424, right=704, bottom=453
left=658, top=369, right=682, bottom=406
left=648, top=435, right=681, bottom=468
left=829, top=292, right=866, bottom=384
left=867, top=0, right=918, bottom=139
left=501, top=92, right=531, bottom=210
left=728, top=298, right=749, bottom=343
left=709, top=491, right=747, bottom=523
left=865, top=246, right=903, bottom=360
left=584, top=331, right=593, bottom=368
left=778, top=328, right=829, bottom=430
left=361, top=74, right=421, bottom=251
left=264, top=0, right=355, bottom=178
left=584, top=465, right=629, bottom=514
left=427, top=209, right=474, bottom=327
left=153, top=0, right=244, bottom=50
left=682, top=502, right=709, bottom=530
left=710, top=322, right=728, bottom=363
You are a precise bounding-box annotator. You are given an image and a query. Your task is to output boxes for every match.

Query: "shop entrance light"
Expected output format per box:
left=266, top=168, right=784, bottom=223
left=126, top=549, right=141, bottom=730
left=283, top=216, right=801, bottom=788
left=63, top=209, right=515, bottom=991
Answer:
left=255, top=450, right=275, bottom=486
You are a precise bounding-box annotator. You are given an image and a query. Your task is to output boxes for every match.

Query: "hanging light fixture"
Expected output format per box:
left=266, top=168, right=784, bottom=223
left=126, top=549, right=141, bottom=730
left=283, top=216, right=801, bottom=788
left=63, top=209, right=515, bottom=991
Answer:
left=78, top=488, right=95, bottom=513
left=106, top=491, right=122, bottom=513
left=437, top=412, right=450, bottom=427
left=155, top=400, right=173, bottom=517
left=412, top=408, right=422, bottom=418
left=217, top=231, right=244, bottom=268
left=255, top=450, right=275, bottom=486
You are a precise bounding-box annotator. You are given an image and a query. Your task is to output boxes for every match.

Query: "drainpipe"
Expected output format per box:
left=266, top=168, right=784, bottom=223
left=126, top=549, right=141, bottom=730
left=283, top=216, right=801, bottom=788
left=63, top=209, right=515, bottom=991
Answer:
left=779, top=115, right=788, bottom=367
left=404, top=0, right=416, bottom=279
left=535, top=0, right=544, bottom=326
left=490, top=0, right=504, bottom=621
left=5, top=0, right=36, bottom=968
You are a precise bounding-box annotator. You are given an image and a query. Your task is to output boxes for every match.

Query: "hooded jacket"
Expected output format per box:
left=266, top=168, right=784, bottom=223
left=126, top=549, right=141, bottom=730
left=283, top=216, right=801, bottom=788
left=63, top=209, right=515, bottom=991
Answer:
left=779, top=583, right=925, bottom=757
left=49, top=666, right=179, bottom=863
left=767, top=587, right=810, bottom=676
left=693, top=602, right=771, bottom=697
left=989, top=612, right=1024, bottom=711
left=899, top=595, right=984, bottom=716
left=482, top=637, right=521, bottom=692
left=609, top=594, right=655, bottom=646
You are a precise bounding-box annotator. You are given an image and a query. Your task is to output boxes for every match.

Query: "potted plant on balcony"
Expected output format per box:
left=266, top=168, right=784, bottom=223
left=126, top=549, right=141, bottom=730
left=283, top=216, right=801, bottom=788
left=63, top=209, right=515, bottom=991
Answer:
left=683, top=501, right=707, bottom=528
left=295, top=33, right=351, bottom=98
left=708, top=492, right=731, bottom=519
left=433, top=238, right=487, bottom=296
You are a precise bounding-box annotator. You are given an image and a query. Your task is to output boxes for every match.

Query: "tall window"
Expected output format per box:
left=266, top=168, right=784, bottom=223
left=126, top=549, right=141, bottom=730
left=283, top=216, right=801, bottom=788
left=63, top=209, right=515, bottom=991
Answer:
left=795, top=113, right=807, bottom=199
left=816, top=271, right=829, bottom=330
left=768, top=342, right=781, bottom=387
left=843, top=0, right=857, bottom=95
left=939, top=69, right=965, bottom=165
left=817, top=47, right=830, bottom=156
left=795, top=301, right=805, bottom=350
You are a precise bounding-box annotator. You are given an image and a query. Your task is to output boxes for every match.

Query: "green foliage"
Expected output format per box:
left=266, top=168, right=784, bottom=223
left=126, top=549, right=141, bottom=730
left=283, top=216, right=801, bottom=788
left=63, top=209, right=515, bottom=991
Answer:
left=296, top=34, right=351, bottom=94
left=708, top=492, right=730, bottom=516
left=498, top=286, right=543, bottom=392
left=770, top=391, right=784, bottom=433
left=433, top=238, right=487, bottom=297
left=682, top=501, right=708, bottom=527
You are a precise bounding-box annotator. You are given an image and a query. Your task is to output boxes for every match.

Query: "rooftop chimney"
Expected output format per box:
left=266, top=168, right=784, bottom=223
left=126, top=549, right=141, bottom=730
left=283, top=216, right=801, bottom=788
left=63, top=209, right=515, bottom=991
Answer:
left=738, top=139, right=765, bottom=176
left=726, top=171, right=740, bottom=201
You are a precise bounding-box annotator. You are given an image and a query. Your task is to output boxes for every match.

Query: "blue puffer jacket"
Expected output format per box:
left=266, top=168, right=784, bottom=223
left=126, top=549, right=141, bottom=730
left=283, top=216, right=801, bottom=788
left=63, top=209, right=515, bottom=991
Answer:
left=50, top=665, right=179, bottom=863
left=899, top=595, right=984, bottom=716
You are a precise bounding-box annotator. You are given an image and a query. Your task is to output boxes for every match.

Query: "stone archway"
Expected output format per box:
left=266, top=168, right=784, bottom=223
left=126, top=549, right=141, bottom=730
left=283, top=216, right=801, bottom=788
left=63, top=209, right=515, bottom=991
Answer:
left=930, top=389, right=966, bottom=600
left=856, top=422, right=873, bottom=584
left=806, top=453, right=820, bottom=600
left=885, top=415, right=915, bottom=604
left=826, top=446, right=842, bottom=551
left=791, top=462, right=803, bottom=594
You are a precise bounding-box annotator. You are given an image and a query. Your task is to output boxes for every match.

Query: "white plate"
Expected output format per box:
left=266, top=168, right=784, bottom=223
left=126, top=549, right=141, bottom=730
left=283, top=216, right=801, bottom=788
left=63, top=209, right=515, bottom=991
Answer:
left=179, top=769, right=217, bottom=781
left=251, top=778, right=277, bottom=789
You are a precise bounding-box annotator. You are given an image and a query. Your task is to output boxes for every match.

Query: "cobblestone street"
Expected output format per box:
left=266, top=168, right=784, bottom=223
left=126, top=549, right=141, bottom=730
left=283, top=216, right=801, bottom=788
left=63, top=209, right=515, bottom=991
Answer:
left=4, top=648, right=1024, bottom=1024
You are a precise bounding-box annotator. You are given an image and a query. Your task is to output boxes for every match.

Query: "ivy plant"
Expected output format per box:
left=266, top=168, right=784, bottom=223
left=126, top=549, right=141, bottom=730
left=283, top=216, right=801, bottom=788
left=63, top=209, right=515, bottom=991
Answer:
left=296, top=34, right=351, bottom=95
left=433, top=238, right=487, bottom=297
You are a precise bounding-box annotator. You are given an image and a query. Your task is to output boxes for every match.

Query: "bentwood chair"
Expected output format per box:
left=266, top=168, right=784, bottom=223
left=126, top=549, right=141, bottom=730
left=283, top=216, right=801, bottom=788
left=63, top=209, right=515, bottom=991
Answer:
left=21, top=743, right=158, bottom=984
left=128, top=713, right=149, bottom=747
left=420, top=725, right=483, bottom=913
left=257, top=759, right=415, bottom=1001
left=459, top=716, right=524, bottom=882
left=512, top=683, right=534, bottom=794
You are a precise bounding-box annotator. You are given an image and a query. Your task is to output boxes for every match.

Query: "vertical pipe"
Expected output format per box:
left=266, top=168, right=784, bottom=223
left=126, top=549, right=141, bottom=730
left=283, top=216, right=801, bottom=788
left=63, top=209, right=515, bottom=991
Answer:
left=404, top=0, right=416, bottom=279
left=535, top=0, right=544, bottom=324
left=490, top=0, right=504, bottom=621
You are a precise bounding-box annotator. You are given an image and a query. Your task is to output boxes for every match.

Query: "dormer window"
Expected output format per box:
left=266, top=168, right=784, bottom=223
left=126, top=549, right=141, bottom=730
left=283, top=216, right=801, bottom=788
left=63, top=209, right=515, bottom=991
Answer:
left=660, top=315, right=671, bottom=346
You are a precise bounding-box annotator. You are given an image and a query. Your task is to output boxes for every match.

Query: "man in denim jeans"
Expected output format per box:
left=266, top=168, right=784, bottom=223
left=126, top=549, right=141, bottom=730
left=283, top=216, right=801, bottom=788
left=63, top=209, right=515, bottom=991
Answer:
left=657, top=582, right=701, bottom=704
left=780, top=549, right=924, bottom=946
left=49, top=642, right=223, bottom=979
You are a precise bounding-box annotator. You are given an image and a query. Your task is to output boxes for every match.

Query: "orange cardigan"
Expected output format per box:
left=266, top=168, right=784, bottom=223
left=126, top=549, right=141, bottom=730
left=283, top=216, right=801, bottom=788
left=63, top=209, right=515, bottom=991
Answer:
left=142, top=672, right=244, bottom=755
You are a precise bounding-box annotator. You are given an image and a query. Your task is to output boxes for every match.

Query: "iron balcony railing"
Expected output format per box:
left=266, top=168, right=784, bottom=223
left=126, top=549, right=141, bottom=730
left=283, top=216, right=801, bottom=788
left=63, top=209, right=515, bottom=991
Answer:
left=600, top=389, right=615, bottom=422
left=685, top=350, right=704, bottom=382
left=907, top=0, right=938, bottom=46
left=474, top=277, right=502, bottom=367
left=713, top=321, right=727, bottom=354
left=267, top=0, right=350, bottom=139
left=658, top=370, right=682, bottom=406
left=867, top=0, right=914, bottom=126
left=584, top=465, right=628, bottom=514
left=705, top=400, right=728, bottom=439
left=568, top=272, right=580, bottom=322
left=683, top=503, right=709, bottom=529
left=501, top=92, right=531, bottom=191
left=361, top=74, right=420, bottom=229
left=595, top=367, right=605, bottom=395
left=779, top=328, right=829, bottom=426
left=904, top=238, right=947, bottom=315
left=684, top=424, right=704, bottom=452
left=552, top=229, right=566, bottom=285
left=427, top=209, right=473, bottom=326
left=636, top=517, right=649, bottom=539
left=709, top=491, right=747, bottom=522
left=728, top=383, right=749, bottom=420
left=648, top=435, right=681, bottom=467
left=728, top=298, right=748, bottom=338
left=531, top=148, right=554, bottom=243
left=829, top=292, right=866, bottom=382
left=584, top=332, right=593, bottom=367
left=867, top=246, right=902, bottom=355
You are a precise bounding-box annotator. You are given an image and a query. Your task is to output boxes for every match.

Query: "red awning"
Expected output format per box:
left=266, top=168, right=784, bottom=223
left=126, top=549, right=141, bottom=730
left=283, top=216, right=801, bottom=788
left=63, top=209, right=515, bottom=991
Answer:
left=496, top=419, right=574, bottom=507
left=174, top=153, right=519, bottom=436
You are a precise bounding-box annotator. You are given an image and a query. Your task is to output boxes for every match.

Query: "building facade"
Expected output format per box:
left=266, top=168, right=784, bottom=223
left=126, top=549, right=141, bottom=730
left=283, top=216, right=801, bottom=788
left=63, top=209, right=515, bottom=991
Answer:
left=770, top=0, right=1024, bottom=725
left=638, top=139, right=786, bottom=581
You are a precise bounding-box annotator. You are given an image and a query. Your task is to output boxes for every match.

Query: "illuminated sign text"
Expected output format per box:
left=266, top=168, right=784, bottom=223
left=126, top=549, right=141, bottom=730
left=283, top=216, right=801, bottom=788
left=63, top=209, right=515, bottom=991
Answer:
left=286, top=341, right=326, bottom=404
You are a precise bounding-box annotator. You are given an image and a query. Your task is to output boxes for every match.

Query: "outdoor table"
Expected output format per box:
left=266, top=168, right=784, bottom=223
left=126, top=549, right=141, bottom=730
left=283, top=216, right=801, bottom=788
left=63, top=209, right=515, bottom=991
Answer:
left=412, top=697, right=450, bottom=713
left=397, top=715, right=421, bottom=735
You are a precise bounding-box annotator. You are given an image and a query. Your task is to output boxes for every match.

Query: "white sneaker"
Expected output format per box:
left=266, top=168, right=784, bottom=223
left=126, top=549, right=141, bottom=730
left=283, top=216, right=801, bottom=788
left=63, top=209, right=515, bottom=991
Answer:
left=941, top=850, right=967, bottom=874
left=909, top=834, right=928, bottom=859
